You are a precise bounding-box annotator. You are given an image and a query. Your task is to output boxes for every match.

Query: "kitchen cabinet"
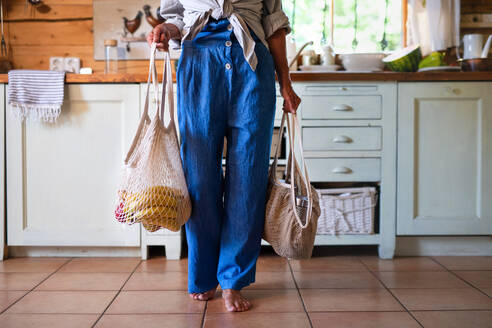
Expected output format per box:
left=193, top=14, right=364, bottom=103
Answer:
left=6, top=84, right=141, bottom=246
left=397, top=82, right=492, bottom=235
left=1, top=84, right=5, bottom=260
left=287, top=82, right=398, bottom=259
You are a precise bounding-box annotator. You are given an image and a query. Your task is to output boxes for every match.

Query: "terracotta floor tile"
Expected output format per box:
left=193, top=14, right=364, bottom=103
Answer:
left=391, top=288, right=492, bottom=310
left=36, top=272, right=130, bottom=291
left=204, top=312, right=311, bottom=328
left=245, top=271, right=296, bottom=289
left=6, top=291, right=117, bottom=314
left=480, top=288, right=492, bottom=297
left=106, top=291, right=204, bottom=314
left=0, top=291, right=29, bottom=312
left=290, top=256, right=367, bottom=272
left=95, top=314, right=202, bottom=328
left=359, top=256, right=444, bottom=271
left=453, top=271, right=492, bottom=288
left=432, top=256, right=492, bottom=270
left=207, top=289, right=304, bottom=313
left=294, top=271, right=383, bottom=289
left=123, top=272, right=187, bottom=290
left=412, top=311, right=492, bottom=328
left=300, top=289, right=403, bottom=312
left=0, top=314, right=99, bottom=328
left=135, top=257, right=188, bottom=272
left=0, top=273, right=50, bottom=290
left=59, top=257, right=140, bottom=273
left=310, top=312, right=421, bottom=328
left=256, top=256, right=290, bottom=272
left=375, top=271, right=470, bottom=288
left=0, top=258, right=70, bottom=273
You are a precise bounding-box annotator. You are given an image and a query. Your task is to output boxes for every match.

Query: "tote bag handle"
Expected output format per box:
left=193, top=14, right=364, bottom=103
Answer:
left=124, top=43, right=159, bottom=165
left=287, top=113, right=313, bottom=229
left=271, top=112, right=314, bottom=229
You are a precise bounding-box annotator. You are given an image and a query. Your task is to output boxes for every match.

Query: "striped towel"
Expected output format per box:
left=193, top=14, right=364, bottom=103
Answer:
left=8, top=70, right=65, bottom=123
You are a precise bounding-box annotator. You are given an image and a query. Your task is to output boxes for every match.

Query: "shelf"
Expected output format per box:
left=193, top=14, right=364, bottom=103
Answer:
left=261, top=234, right=380, bottom=246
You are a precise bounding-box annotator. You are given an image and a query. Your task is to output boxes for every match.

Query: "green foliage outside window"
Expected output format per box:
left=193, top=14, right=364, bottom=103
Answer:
left=282, top=0, right=402, bottom=53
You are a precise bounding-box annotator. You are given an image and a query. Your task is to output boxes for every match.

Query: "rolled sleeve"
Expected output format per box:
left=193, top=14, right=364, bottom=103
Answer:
left=262, top=0, right=292, bottom=39
left=160, top=0, right=185, bottom=49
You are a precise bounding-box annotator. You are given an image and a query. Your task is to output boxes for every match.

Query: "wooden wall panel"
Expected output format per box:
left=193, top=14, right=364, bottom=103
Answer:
left=5, top=0, right=487, bottom=73
left=4, top=0, right=162, bottom=74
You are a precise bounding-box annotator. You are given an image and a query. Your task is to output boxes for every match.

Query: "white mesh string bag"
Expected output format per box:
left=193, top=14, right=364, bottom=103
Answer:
left=115, top=44, right=191, bottom=232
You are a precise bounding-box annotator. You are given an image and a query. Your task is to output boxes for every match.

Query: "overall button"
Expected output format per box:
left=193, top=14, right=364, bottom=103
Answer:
left=227, top=24, right=233, bottom=31
left=225, top=63, right=232, bottom=70
left=225, top=40, right=232, bottom=47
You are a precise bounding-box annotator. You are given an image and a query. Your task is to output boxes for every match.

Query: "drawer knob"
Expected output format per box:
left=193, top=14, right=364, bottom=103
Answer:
left=332, top=104, right=353, bottom=112
left=332, top=166, right=353, bottom=174
left=332, top=135, right=353, bottom=143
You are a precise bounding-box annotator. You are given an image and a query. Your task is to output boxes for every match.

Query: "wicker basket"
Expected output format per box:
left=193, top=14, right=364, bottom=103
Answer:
left=316, top=187, right=377, bottom=235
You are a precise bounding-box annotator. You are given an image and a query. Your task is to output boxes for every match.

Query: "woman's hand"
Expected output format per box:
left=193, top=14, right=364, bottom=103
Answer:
left=147, top=23, right=181, bottom=51
left=280, top=83, right=301, bottom=114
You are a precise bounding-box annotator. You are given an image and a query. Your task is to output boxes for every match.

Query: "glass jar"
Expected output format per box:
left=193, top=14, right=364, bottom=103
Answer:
left=104, top=39, right=118, bottom=74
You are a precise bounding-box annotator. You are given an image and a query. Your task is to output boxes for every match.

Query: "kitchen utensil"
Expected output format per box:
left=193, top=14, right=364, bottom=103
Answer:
left=458, top=58, right=492, bottom=72
left=299, top=65, right=340, bottom=72
left=288, top=41, right=314, bottom=69
left=340, top=53, right=386, bottom=72
left=481, top=35, right=492, bottom=58
left=417, top=66, right=461, bottom=72
left=463, top=34, right=484, bottom=59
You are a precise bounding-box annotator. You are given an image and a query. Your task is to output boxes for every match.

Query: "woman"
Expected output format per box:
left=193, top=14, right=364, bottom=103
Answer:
left=147, top=0, right=301, bottom=312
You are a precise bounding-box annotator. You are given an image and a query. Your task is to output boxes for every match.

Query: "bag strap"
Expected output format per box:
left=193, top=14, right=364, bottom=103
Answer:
left=124, top=43, right=158, bottom=165
left=270, top=112, right=287, bottom=180
left=287, top=113, right=313, bottom=229
left=158, top=51, right=176, bottom=125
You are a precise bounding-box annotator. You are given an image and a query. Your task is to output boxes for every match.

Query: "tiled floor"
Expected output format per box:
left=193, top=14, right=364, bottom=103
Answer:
left=0, top=255, right=491, bottom=327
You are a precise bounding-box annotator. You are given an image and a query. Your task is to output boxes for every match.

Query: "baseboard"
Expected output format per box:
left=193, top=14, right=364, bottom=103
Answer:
left=7, top=246, right=141, bottom=258
left=396, top=236, right=492, bottom=256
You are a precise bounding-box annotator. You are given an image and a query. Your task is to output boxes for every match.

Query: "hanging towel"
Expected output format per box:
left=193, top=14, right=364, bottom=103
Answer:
left=8, top=69, right=66, bottom=123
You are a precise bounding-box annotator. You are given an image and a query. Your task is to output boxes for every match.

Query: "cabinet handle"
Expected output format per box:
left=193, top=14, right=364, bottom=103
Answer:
left=332, top=166, right=353, bottom=174
left=445, top=86, right=461, bottom=95
left=332, top=104, right=353, bottom=112
left=332, top=135, right=353, bottom=143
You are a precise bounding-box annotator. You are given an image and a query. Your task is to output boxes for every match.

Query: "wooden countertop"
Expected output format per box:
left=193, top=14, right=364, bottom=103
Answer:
left=1, top=71, right=492, bottom=83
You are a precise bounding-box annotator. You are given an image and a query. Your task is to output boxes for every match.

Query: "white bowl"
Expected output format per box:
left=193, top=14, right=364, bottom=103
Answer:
left=340, top=53, right=386, bottom=72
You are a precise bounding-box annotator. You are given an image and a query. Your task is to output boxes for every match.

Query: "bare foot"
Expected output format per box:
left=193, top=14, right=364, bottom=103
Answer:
left=222, top=289, right=251, bottom=312
left=189, top=286, right=217, bottom=301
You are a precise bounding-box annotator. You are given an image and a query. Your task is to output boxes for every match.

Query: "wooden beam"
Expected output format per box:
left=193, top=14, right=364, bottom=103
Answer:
left=402, top=0, right=408, bottom=47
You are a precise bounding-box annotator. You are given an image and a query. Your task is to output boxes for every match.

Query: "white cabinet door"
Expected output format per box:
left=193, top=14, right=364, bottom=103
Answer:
left=7, top=84, right=141, bottom=246
left=397, top=82, right=492, bottom=235
left=0, top=84, right=5, bottom=259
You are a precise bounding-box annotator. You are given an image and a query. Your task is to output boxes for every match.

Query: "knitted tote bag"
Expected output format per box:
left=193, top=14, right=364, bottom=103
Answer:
left=263, top=112, right=320, bottom=259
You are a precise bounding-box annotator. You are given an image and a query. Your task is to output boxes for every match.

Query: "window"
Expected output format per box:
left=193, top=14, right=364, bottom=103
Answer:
left=282, top=0, right=403, bottom=53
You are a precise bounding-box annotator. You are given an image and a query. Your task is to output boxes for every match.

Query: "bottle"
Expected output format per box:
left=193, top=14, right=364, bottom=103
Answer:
left=286, top=35, right=298, bottom=71
left=104, top=39, right=118, bottom=74
left=321, top=43, right=335, bottom=66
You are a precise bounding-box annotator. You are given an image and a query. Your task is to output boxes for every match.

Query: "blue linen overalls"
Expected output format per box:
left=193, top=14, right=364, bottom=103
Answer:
left=176, top=17, right=276, bottom=293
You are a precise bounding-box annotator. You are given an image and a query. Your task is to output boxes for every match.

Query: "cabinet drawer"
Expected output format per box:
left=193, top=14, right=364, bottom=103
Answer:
left=303, top=127, right=381, bottom=151
left=306, top=158, right=381, bottom=182
left=301, top=95, right=382, bottom=120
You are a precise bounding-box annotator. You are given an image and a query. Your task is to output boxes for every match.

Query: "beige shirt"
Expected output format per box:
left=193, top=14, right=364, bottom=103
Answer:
left=160, top=0, right=291, bottom=70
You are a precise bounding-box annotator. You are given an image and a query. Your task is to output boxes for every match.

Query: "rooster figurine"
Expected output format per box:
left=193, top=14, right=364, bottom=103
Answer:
left=123, top=11, right=143, bottom=36
left=143, top=5, right=164, bottom=28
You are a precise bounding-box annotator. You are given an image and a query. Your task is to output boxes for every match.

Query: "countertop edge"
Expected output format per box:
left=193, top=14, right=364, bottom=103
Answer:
left=1, top=71, right=492, bottom=84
